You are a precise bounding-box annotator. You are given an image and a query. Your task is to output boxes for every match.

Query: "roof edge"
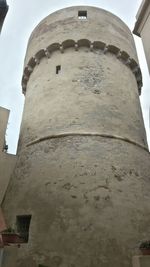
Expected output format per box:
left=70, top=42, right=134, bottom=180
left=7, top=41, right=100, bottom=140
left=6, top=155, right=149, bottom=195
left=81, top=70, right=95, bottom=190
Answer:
left=133, top=0, right=150, bottom=36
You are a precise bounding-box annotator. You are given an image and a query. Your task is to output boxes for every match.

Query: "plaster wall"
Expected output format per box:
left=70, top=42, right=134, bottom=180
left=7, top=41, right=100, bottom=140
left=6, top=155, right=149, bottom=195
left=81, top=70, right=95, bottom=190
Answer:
left=0, top=107, right=9, bottom=150
left=133, top=256, right=150, bottom=267
left=0, top=152, right=16, bottom=204
left=0, top=107, right=16, bottom=204
left=140, top=14, right=150, bottom=74
left=133, top=0, right=150, bottom=74
left=2, top=6, right=150, bottom=267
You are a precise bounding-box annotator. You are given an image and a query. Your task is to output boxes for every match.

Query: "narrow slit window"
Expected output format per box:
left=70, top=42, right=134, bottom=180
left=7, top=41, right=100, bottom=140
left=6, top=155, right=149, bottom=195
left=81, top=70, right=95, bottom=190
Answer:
left=56, top=65, right=61, bottom=74
left=16, top=215, right=31, bottom=242
left=78, top=11, right=87, bottom=20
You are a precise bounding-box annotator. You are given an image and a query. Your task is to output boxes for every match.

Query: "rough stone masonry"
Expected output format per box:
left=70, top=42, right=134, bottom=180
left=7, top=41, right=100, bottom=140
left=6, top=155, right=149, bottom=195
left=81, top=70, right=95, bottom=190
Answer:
left=2, top=6, right=150, bottom=267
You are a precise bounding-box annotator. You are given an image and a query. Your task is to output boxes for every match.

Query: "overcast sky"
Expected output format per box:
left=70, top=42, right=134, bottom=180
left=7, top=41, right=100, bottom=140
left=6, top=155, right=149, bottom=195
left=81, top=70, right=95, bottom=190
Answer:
left=0, top=0, right=150, bottom=154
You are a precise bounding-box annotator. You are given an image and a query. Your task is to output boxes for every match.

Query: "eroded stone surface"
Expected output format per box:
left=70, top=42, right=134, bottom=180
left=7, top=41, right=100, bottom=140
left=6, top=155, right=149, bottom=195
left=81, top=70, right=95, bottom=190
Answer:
left=2, top=6, right=150, bottom=267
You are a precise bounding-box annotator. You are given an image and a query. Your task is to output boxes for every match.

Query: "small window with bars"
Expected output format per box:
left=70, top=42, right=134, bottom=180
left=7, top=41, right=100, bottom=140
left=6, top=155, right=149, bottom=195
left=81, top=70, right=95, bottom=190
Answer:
left=16, top=215, right=31, bottom=242
left=78, top=11, right=87, bottom=20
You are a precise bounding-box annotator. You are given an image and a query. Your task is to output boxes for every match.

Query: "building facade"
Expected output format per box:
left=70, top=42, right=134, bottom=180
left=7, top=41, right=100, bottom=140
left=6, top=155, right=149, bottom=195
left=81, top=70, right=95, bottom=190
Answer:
left=0, top=107, right=16, bottom=205
left=1, top=6, right=150, bottom=267
left=0, top=0, right=8, bottom=33
left=0, top=0, right=16, bottom=239
left=134, top=0, right=150, bottom=74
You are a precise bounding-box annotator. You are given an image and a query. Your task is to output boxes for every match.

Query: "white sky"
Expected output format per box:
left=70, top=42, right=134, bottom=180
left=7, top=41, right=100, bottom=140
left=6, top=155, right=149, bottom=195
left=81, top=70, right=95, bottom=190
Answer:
left=0, top=0, right=150, bottom=154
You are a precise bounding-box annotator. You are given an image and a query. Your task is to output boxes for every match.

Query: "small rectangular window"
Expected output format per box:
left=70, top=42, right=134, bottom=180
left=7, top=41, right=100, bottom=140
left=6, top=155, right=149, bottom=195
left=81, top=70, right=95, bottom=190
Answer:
left=78, top=11, right=87, bottom=20
left=16, top=215, right=31, bottom=242
left=56, top=65, right=61, bottom=74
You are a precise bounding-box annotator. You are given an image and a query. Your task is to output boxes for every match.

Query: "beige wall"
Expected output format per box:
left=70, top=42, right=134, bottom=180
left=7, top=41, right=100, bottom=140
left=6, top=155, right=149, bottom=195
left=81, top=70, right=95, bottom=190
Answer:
left=140, top=14, right=150, bottom=73
left=0, top=107, right=9, bottom=151
left=0, top=107, right=16, bottom=205
left=134, top=0, right=150, bottom=74
left=133, top=256, right=150, bottom=267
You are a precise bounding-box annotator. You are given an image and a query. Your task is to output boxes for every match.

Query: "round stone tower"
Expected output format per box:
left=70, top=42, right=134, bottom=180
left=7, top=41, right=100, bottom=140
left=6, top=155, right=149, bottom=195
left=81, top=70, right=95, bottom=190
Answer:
left=2, top=6, right=150, bottom=267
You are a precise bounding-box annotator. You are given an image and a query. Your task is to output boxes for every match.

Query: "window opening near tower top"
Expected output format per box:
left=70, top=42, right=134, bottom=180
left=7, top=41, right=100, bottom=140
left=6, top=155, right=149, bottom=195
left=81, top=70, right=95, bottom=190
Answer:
left=78, top=10, right=87, bottom=19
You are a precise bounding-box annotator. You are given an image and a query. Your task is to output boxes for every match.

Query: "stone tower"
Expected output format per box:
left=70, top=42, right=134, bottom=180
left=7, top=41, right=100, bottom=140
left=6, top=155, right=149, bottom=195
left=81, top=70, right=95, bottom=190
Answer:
left=2, top=6, right=150, bottom=267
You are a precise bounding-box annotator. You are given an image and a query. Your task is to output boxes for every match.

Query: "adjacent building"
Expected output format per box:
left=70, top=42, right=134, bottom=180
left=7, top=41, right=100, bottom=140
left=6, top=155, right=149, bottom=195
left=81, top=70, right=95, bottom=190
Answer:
left=0, top=108, right=16, bottom=205
left=133, top=0, right=150, bottom=74
left=0, top=1, right=17, bottom=262
left=0, top=0, right=8, bottom=33
left=0, top=0, right=16, bottom=216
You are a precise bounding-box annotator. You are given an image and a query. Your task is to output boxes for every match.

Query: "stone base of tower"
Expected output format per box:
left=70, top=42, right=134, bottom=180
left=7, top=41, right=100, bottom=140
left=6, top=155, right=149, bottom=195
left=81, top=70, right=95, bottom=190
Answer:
left=2, top=136, right=150, bottom=267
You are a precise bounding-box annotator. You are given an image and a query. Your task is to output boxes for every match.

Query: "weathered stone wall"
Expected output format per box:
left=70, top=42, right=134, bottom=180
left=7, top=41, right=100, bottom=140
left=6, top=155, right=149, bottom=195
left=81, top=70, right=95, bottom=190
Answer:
left=20, top=47, right=145, bottom=147
left=24, top=6, right=138, bottom=65
left=2, top=6, right=150, bottom=267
